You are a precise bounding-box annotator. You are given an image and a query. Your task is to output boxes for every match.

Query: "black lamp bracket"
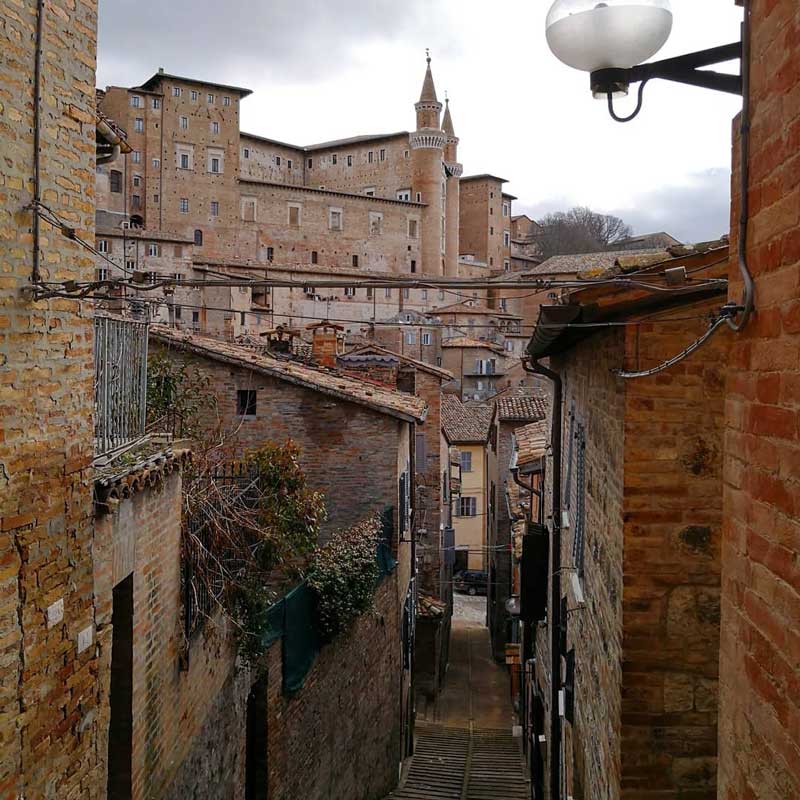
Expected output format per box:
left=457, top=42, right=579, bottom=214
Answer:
left=591, top=41, right=743, bottom=122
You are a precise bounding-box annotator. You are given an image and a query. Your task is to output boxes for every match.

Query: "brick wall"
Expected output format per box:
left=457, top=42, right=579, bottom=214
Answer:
left=718, top=1, right=800, bottom=796
left=538, top=301, right=728, bottom=799
left=150, top=342, right=408, bottom=540
left=94, top=469, right=248, bottom=800
left=0, top=1, right=102, bottom=796
left=265, top=577, right=404, bottom=800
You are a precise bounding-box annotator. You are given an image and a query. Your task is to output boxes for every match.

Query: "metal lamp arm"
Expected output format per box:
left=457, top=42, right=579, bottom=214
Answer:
left=593, top=41, right=743, bottom=122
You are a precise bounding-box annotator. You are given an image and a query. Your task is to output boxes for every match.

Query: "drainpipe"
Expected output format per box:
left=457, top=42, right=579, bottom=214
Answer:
left=523, top=358, right=562, bottom=800
left=96, top=118, right=123, bottom=165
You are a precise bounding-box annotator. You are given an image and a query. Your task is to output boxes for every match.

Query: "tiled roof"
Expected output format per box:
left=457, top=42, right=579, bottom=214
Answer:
left=436, top=299, right=521, bottom=319
left=441, top=394, right=494, bottom=444
left=515, top=421, right=549, bottom=469
left=495, top=392, right=548, bottom=423
left=441, top=337, right=504, bottom=353
left=528, top=248, right=669, bottom=275
left=344, top=344, right=454, bottom=381
left=150, top=326, right=427, bottom=423
left=137, top=70, right=253, bottom=97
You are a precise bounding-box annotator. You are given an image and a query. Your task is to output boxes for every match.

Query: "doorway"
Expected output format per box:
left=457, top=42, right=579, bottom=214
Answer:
left=245, top=677, right=268, bottom=800
left=108, top=574, right=134, bottom=800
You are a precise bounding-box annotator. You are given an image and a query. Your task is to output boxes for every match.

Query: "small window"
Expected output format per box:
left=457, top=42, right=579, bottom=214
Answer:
left=422, top=332, right=432, bottom=346
left=415, top=192, right=422, bottom=202
left=180, top=116, right=188, bottom=130
left=490, top=226, right=494, bottom=236
left=504, top=259, right=510, bottom=272
left=288, top=204, right=301, bottom=227
left=366, top=287, right=373, bottom=299
left=405, top=331, right=416, bottom=345
left=180, top=153, right=190, bottom=169
left=194, top=229, right=203, bottom=246
left=365, top=187, right=376, bottom=197
left=207, top=93, right=214, bottom=104
left=131, top=194, right=141, bottom=209
left=134, top=118, right=144, bottom=132
left=352, top=255, right=359, bottom=268
left=210, top=157, right=220, bottom=174
left=190, top=90, right=198, bottom=101
left=404, top=150, right=410, bottom=159
left=379, top=149, right=386, bottom=161
left=410, top=260, right=417, bottom=274
left=368, top=151, right=374, bottom=164
left=211, top=121, right=220, bottom=135
left=223, top=96, right=231, bottom=106
left=461, top=451, right=473, bottom=472
left=153, top=193, right=159, bottom=204
left=458, top=497, right=477, bottom=517
left=346, top=155, right=353, bottom=167
left=384, top=288, right=392, bottom=298
left=397, top=190, right=411, bottom=202
left=345, top=286, right=356, bottom=297
left=438, top=290, right=445, bottom=300
left=287, top=159, right=293, bottom=170
left=130, top=95, right=141, bottom=108
left=304, top=286, right=316, bottom=296
left=240, top=312, right=246, bottom=326
left=133, top=175, right=141, bottom=187
left=503, top=202, right=510, bottom=217
left=148, top=242, right=159, bottom=257
left=192, top=310, right=199, bottom=324
left=504, top=231, right=511, bottom=247
left=311, top=251, right=318, bottom=265
left=369, top=212, right=383, bottom=236
left=210, top=201, right=219, bottom=217
left=243, top=147, right=250, bottom=159
left=98, top=239, right=109, bottom=254
left=172, top=87, right=182, bottom=97
left=180, top=197, right=189, bottom=213
left=152, top=157, right=160, bottom=169
left=421, top=288, right=428, bottom=300
left=307, top=158, right=313, bottom=169
left=408, top=219, right=418, bottom=238
left=237, top=389, right=257, bottom=418
left=175, top=305, right=182, bottom=320
left=96, top=266, right=108, bottom=281
left=403, top=288, right=410, bottom=299
left=152, top=98, right=160, bottom=110
left=332, top=154, right=338, bottom=165
left=132, top=151, right=141, bottom=164
left=275, top=156, right=281, bottom=167
left=505, top=340, right=514, bottom=352
left=267, top=247, right=274, bottom=262
left=110, top=170, right=122, bottom=193
left=329, top=209, right=343, bottom=231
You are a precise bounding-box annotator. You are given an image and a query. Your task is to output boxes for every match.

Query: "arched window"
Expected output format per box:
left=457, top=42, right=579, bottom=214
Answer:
left=194, top=229, right=203, bottom=246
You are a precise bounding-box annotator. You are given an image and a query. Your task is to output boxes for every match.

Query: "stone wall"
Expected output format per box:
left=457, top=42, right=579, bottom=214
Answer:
left=265, top=577, right=404, bottom=800
left=0, top=0, right=102, bottom=796
left=718, top=1, right=800, bottom=796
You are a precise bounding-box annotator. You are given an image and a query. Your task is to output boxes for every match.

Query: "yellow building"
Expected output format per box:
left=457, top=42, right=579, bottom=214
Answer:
left=441, top=394, right=498, bottom=573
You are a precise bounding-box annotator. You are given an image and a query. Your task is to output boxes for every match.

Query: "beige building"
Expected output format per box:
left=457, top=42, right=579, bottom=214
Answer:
left=441, top=395, right=497, bottom=573
left=94, top=60, right=525, bottom=344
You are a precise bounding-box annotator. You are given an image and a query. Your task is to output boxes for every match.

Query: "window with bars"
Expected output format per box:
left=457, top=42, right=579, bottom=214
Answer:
left=572, top=422, right=587, bottom=576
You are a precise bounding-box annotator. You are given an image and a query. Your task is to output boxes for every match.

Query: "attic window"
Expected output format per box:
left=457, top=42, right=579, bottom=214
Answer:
left=237, top=389, right=257, bottom=418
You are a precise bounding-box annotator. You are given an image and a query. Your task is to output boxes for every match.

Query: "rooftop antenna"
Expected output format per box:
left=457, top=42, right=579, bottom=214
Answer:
left=426, top=48, right=431, bottom=64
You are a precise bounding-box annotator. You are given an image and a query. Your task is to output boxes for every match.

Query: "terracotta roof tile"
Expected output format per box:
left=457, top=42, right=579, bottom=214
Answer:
left=496, top=393, right=548, bottom=423
left=441, top=337, right=504, bottom=352
left=528, top=248, right=669, bottom=276
left=515, top=420, right=549, bottom=469
left=150, top=326, right=427, bottom=423
left=344, top=344, right=454, bottom=381
left=441, top=394, right=494, bottom=444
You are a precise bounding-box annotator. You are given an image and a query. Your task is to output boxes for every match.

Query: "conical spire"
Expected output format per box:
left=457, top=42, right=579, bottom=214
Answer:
left=419, top=50, right=438, bottom=104
left=442, top=96, right=455, bottom=137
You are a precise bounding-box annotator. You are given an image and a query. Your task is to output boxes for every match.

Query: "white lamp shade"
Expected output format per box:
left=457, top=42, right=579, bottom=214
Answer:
left=546, top=0, right=673, bottom=73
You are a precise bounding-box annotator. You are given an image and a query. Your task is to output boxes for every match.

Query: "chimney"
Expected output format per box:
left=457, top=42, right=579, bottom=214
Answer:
left=308, top=322, right=344, bottom=368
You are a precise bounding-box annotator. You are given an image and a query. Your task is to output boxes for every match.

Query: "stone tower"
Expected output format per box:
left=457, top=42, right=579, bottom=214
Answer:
left=411, top=55, right=446, bottom=277
left=442, top=98, right=462, bottom=278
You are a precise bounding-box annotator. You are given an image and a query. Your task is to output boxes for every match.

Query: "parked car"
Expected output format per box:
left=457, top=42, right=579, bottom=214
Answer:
left=454, top=570, right=488, bottom=596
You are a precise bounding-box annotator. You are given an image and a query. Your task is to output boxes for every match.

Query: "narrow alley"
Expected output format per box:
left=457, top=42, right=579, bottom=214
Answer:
left=388, top=602, right=530, bottom=800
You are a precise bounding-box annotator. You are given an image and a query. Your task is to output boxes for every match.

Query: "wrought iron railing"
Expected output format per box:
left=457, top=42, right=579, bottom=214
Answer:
left=94, top=314, right=149, bottom=457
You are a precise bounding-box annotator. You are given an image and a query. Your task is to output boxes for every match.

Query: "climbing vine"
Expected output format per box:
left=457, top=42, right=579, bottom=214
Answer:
left=308, top=516, right=381, bottom=640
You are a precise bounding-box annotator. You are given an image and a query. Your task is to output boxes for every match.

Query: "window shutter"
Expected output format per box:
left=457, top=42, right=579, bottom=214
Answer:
left=416, top=433, right=427, bottom=469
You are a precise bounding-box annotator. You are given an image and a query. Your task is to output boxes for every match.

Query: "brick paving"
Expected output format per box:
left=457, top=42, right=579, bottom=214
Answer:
left=387, top=618, right=529, bottom=799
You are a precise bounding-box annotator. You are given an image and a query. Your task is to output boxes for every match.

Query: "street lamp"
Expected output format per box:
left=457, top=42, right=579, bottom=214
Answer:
left=545, top=0, right=743, bottom=122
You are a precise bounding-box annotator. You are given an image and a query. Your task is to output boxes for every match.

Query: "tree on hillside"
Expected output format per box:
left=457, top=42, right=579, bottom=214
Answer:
left=534, top=206, right=633, bottom=259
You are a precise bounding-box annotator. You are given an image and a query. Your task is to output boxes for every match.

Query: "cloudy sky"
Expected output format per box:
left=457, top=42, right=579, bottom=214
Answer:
left=97, top=1, right=744, bottom=244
